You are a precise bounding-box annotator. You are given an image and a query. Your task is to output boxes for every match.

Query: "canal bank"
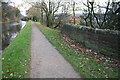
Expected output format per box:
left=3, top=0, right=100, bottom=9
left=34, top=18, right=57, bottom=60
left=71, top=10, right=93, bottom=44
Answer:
left=1, top=21, right=26, bottom=54
left=2, top=22, right=31, bottom=78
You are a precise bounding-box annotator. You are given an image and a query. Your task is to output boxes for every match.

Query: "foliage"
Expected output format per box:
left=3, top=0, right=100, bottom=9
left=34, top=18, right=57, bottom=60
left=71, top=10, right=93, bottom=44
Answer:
left=2, top=2, right=21, bottom=23
left=35, top=22, right=120, bottom=78
left=27, top=6, right=41, bottom=21
left=105, top=2, right=120, bottom=30
left=21, top=17, right=30, bottom=21
left=2, top=22, right=31, bottom=78
left=32, top=0, right=62, bottom=27
left=82, top=1, right=120, bottom=30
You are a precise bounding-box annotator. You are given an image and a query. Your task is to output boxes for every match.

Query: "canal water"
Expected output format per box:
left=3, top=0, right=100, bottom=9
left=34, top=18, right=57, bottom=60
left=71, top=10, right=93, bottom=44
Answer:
left=0, top=21, right=26, bottom=54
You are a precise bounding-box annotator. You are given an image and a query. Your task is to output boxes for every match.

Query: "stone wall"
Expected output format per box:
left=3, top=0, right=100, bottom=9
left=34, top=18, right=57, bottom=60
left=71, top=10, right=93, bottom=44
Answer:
left=61, top=24, right=120, bottom=60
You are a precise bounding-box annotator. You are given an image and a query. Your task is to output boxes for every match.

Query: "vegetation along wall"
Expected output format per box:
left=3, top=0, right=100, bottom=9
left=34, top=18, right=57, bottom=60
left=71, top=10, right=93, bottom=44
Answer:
left=61, top=23, right=120, bottom=60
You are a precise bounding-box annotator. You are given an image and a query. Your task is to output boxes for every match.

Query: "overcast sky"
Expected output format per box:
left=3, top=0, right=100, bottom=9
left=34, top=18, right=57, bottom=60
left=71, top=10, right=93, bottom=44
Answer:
left=9, top=0, right=118, bottom=16
left=9, top=0, right=30, bottom=16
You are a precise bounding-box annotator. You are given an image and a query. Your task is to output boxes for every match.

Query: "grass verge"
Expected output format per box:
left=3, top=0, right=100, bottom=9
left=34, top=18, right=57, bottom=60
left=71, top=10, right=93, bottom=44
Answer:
left=2, top=21, right=31, bottom=78
left=35, top=22, right=119, bottom=79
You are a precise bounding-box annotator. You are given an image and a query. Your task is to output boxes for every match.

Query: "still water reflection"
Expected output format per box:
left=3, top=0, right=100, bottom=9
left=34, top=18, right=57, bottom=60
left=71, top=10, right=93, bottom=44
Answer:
left=1, top=21, right=26, bottom=53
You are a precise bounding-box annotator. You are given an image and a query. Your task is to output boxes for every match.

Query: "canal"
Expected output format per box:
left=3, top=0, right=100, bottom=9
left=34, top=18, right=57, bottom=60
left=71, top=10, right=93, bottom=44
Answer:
left=0, top=21, right=26, bottom=54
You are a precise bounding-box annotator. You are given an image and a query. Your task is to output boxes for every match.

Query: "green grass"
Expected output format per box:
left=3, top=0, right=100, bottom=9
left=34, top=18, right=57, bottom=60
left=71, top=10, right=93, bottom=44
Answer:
left=0, top=55, right=2, bottom=79
left=2, top=22, right=31, bottom=78
left=35, top=22, right=120, bottom=79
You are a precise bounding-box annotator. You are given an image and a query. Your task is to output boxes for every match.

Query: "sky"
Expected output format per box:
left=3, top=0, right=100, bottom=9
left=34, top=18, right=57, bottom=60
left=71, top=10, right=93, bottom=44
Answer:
left=9, top=0, right=118, bottom=16
left=9, top=0, right=31, bottom=16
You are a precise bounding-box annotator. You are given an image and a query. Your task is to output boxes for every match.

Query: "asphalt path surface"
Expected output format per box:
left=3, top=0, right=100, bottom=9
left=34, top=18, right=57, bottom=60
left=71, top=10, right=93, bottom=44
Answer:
left=30, top=22, right=81, bottom=78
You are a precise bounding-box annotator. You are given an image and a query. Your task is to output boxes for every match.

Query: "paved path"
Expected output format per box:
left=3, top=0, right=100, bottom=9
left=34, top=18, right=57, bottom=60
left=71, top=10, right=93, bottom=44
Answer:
left=30, top=22, right=81, bottom=78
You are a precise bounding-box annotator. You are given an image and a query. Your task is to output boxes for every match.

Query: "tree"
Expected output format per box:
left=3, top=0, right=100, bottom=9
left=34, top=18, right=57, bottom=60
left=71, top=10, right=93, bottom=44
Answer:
left=40, top=0, right=61, bottom=27
left=82, top=0, right=117, bottom=29
left=28, top=6, right=41, bottom=21
left=2, top=2, right=20, bottom=23
left=54, top=1, right=71, bottom=28
left=105, top=1, right=120, bottom=30
left=72, top=1, right=76, bottom=24
left=0, top=1, right=2, bottom=22
left=94, top=0, right=110, bottom=29
left=82, top=0, right=95, bottom=28
left=32, top=0, right=61, bottom=27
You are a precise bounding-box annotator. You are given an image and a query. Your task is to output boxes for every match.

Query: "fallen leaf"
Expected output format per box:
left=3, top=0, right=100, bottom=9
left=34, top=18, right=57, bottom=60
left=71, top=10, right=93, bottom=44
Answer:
left=96, top=59, right=100, bottom=61
left=10, top=73, right=13, bottom=76
left=79, top=62, right=82, bottom=64
left=6, top=70, right=9, bottom=73
left=2, top=58, right=4, bottom=60
left=98, top=69, right=101, bottom=71
left=25, top=71, right=27, bottom=73
left=19, top=75, right=21, bottom=78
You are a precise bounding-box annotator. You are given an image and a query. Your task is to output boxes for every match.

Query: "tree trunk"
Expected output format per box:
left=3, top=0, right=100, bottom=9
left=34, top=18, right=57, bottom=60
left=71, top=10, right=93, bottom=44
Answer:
left=46, top=14, right=50, bottom=27
left=41, top=9, right=44, bottom=24
left=73, top=2, right=76, bottom=24
left=54, top=21, right=61, bottom=28
left=89, top=2, right=94, bottom=28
